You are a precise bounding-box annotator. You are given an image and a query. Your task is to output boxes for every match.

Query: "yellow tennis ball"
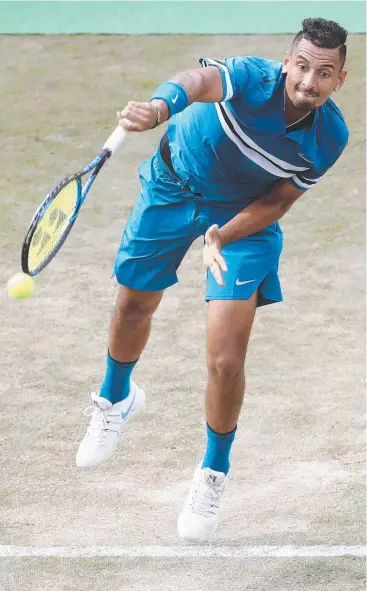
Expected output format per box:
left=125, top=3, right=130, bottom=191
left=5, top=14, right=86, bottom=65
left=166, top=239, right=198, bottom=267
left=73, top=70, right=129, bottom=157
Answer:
left=7, top=272, right=35, bottom=300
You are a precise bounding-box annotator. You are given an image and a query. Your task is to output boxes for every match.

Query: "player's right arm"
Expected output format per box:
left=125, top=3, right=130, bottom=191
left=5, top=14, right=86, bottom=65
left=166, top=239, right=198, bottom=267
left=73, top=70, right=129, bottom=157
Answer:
left=117, top=66, right=224, bottom=132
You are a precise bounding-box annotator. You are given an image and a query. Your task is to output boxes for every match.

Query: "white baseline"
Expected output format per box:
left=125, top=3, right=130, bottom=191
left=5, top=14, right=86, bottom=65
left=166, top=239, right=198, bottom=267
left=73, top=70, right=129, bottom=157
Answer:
left=0, top=545, right=365, bottom=558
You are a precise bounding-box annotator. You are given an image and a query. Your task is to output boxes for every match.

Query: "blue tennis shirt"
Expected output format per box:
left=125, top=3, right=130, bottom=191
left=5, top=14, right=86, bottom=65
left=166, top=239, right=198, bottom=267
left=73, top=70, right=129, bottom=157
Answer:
left=167, top=56, right=349, bottom=207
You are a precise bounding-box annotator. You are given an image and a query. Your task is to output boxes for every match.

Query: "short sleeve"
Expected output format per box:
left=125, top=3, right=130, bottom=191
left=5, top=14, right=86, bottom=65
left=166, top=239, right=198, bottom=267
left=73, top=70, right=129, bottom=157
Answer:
left=289, top=169, right=325, bottom=191
left=289, top=142, right=348, bottom=191
left=199, top=56, right=249, bottom=102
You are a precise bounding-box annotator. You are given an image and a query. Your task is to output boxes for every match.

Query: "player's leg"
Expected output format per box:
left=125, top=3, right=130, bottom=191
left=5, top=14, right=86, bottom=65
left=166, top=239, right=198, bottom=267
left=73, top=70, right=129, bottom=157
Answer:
left=109, top=286, right=163, bottom=362
left=97, top=285, right=163, bottom=407
left=76, top=143, right=202, bottom=468
left=177, top=296, right=257, bottom=541
left=204, top=293, right=258, bottom=457
left=178, top=223, right=283, bottom=541
left=76, top=284, right=164, bottom=469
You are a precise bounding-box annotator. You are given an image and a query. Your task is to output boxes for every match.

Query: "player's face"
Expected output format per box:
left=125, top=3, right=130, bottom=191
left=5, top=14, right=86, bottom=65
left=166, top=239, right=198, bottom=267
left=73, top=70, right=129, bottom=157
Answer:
left=282, top=39, right=347, bottom=112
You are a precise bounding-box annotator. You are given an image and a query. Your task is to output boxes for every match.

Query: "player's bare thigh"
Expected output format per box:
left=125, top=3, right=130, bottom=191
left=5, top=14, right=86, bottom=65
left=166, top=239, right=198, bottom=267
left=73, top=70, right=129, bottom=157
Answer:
left=206, top=292, right=258, bottom=373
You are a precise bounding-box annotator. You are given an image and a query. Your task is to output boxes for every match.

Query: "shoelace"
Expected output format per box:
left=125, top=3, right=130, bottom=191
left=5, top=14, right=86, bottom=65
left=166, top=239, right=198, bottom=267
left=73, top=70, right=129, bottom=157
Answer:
left=190, top=475, right=224, bottom=517
left=83, top=405, right=109, bottom=443
left=84, top=397, right=123, bottom=441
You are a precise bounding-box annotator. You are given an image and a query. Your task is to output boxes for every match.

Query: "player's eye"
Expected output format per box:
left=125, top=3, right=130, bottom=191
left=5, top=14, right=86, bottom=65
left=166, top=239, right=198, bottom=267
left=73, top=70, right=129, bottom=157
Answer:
left=320, top=71, right=331, bottom=78
left=298, top=64, right=308, bottom=72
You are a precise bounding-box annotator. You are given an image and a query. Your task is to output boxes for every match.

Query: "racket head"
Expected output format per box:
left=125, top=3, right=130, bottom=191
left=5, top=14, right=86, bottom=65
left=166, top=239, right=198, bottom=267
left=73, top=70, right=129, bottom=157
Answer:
left=21, top=177, right=82, bottom=276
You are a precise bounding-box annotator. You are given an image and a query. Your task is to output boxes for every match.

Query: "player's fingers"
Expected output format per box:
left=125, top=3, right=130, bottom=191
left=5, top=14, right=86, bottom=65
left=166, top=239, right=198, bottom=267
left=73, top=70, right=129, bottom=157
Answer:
left=118, top=105, right=155, bottom=131
left=118, top=116, right=148, bottom=132
left=117, top=111, right=130, bottom=124
left=118, top=108, right=140, bottom=123
left=117, top=108, right=130, bottom=119
left=128, top=101, right=153, bottom=112
left=205, top=224, right=219, bottom=245
left=209, top=260, right=225, bottom=287
left=126, top=103, right=151, bottom=116
left=214, top=251, right=228, bottom=272
left=118, top=118, right=135, bottom=131
left=124, top=103, right=155, bottom=122
left=117, top=110, right=134, bottom=131
left=203, top=244, right=215, bottom=268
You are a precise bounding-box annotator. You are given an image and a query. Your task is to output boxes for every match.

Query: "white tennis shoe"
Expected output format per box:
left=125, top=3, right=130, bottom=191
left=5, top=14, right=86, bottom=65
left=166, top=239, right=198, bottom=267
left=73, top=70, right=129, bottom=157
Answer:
left=76, top=381, right=145, bottom=468
left=177, top=462, right=227, bottom=541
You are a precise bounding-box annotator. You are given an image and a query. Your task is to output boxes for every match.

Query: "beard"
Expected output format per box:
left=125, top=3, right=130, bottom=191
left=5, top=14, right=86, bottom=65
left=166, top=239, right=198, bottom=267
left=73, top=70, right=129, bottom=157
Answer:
left=291, top=99, right=316, bottom=112
left=289, top=88, right=318, bottom=112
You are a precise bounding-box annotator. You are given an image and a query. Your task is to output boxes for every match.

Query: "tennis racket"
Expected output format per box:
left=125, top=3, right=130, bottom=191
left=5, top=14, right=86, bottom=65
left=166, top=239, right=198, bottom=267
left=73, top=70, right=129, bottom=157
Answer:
left=21, top=125, right=127, bottom=276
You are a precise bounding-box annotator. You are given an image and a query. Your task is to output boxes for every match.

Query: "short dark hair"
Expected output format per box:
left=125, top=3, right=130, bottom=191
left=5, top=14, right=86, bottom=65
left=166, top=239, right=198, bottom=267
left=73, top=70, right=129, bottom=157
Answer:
left=292, top=18, right=348, bottom=69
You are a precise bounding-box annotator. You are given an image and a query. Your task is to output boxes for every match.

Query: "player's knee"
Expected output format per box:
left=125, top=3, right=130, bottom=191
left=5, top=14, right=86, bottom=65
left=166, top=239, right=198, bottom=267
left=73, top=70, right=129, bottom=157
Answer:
left=207, top=352, right=244, bottom=383
left=115, top=287, right=162, bottom=323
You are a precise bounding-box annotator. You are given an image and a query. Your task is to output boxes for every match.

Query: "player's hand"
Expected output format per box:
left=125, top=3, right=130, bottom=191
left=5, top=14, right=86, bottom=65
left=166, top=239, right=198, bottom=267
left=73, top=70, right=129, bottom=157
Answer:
left=117, top=101, right=158, bottom=132
left=203, top=224, right=228, bottom=287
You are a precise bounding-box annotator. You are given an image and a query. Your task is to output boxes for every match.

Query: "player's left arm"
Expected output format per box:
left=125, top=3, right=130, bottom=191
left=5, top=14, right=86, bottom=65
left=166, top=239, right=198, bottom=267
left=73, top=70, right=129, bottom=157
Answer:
left=206, top=126, right=349, bottom=285
left=217, top=126, right=349, bottom=247
left=218, top=179, right=305, bottom=246
left=203, top=179, right=305, bottom=286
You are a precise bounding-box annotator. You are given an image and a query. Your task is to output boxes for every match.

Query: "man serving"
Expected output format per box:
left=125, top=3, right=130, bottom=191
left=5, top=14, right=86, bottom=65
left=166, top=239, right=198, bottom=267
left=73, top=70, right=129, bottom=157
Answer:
left=76, top=17, right=349, bottom=542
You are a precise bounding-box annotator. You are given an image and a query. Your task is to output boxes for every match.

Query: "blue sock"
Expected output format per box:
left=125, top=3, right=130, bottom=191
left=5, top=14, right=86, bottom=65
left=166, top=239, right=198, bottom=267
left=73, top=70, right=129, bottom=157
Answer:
left=99, top=351, right=138, bottom=404
left=201, top=423, right=237, bottom=475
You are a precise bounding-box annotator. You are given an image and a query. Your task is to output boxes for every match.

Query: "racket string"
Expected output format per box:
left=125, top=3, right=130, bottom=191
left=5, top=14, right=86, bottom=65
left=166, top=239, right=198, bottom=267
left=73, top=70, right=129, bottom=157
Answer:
left=22, top=149, right=111, bottom=275
left=27, top=179, right=80, bottom=274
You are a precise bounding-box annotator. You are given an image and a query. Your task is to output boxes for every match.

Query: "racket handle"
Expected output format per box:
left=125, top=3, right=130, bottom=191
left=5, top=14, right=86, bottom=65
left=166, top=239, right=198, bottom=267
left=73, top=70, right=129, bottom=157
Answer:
left=102, top=126, right=127, bottom=155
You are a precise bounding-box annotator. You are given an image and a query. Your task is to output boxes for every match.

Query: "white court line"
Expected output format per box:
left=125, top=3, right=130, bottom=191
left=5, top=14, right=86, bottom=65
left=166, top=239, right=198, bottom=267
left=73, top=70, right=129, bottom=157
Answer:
left=0, top=545, right=365, bottom=558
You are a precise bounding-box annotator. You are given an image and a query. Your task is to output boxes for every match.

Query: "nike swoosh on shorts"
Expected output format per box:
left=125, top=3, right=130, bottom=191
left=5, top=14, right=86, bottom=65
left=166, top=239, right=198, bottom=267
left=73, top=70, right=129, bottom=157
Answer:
left=235, top=279, right=257, bottom=286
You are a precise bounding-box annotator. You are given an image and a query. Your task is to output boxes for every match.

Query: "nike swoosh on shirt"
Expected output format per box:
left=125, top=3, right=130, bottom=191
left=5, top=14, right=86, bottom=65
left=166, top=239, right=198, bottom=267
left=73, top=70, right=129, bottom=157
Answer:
left=235, top=279, right=257, bottom=286
left=171, top=92, right=179, bottom=104
left=298, top=153, right=314, bottom=164
left=121, top=392, right=136, bottom=420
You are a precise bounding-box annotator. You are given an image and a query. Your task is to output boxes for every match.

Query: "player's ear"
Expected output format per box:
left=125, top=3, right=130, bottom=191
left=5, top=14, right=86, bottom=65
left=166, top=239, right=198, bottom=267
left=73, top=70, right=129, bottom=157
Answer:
left=282, top=51, right=290, bottom=74
left=334, top=70, right=347, bottom=92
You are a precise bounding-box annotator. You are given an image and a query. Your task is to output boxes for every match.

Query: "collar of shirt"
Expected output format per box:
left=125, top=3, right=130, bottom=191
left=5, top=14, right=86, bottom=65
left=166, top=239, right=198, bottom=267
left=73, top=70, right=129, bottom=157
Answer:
left=280, top=75, right=320, bottom=145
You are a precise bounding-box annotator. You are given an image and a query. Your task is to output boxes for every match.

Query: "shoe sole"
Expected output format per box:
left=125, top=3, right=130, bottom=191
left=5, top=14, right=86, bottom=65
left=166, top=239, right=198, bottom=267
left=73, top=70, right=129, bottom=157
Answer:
left=177, top=521, right=218, bottom=543
left=177, top=513, right=218, bottom=542
left=76, top=445, right=118, bottom=468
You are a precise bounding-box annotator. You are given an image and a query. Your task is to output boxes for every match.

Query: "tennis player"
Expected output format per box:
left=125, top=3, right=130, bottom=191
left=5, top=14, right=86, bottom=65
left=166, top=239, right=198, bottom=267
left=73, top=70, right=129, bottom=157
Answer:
left=76, top=18, right=349, bottom=541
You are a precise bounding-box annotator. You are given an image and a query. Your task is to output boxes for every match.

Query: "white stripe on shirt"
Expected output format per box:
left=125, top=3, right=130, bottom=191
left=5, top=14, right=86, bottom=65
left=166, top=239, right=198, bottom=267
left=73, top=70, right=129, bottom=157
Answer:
left=219, top=103, right=309, bottom=173
left=200, top=58, right=234, bottom=101
left=292, top=173, right=321, bottom=189
left=291, top=177, right=314, bottom=189
left=215, top=104, right=296, bottom=178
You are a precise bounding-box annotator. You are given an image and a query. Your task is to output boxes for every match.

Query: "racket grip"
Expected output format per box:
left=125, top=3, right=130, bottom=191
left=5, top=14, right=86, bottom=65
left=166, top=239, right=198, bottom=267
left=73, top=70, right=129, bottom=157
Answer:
left=102, top=126, right=127, bottom=155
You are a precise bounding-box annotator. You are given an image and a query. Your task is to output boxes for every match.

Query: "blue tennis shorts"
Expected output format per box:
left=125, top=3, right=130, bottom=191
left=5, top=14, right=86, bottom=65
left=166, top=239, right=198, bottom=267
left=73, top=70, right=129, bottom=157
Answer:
left=114, top=148, right=283, bottom=307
